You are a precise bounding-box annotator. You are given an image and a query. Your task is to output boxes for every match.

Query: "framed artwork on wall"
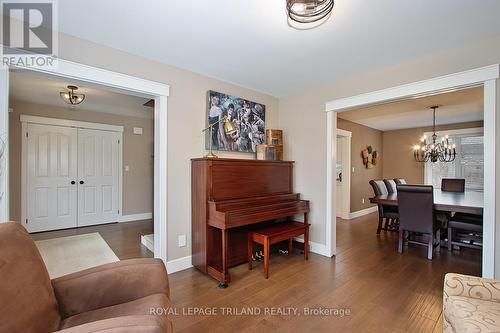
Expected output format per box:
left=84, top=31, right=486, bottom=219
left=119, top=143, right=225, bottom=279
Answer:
left=206, top=90, right=266, bottom=153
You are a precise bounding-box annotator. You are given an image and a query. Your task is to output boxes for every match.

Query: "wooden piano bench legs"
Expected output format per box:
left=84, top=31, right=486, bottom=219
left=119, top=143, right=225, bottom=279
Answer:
left=248, top=220, right=310, bottom=279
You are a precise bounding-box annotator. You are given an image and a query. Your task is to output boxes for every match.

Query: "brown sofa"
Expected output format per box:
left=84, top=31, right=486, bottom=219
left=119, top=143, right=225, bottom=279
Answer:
left=0, top=222, right=173, bottom=332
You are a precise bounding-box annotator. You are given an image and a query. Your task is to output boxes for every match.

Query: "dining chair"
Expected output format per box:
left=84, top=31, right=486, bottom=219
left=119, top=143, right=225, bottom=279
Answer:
left=394, top=178, right=407, bottom=185
left=369, top=180, right=399, bottom=234
left=383, top=179, right=397, bottom=194
left=397, top=184, right=440, bottom=260
left=441, top=178, right=465, bottom=192
left=448, top=213, right=483, bottom=251
left=441, top=178, right=479, bottom=237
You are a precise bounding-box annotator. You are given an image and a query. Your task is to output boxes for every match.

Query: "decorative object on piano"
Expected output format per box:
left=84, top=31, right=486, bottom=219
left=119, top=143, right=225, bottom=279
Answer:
left=256, top=129, right=284, bottom=161
left=256, top=144, right=277, bottom=161
left=413, top=106, right=456, bottom=163
left=266, top=129, right=283, bottom=145
left=362, top=146, right=378, bottom=169
left=202, top=116, right=238, bottom=158
left=206, top=90, right=266, bottom=154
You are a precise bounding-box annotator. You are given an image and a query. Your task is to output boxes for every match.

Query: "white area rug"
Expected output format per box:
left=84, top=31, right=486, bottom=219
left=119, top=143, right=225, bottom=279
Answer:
left=35, top=233, right=119, bottom=279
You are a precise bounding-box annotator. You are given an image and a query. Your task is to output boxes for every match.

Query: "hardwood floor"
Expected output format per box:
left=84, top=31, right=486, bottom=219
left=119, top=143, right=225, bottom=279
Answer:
left=30, top=220, right=154, bottom=260
left=167, top=213, right=481, bottom=333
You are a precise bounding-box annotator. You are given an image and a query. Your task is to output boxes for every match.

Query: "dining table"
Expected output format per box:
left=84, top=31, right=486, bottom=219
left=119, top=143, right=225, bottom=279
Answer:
left=369, top=189, right=483, bottom=215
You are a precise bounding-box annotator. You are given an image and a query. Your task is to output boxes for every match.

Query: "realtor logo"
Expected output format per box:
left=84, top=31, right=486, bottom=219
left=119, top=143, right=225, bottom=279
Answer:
left=1, top=0, right=58, bottom=68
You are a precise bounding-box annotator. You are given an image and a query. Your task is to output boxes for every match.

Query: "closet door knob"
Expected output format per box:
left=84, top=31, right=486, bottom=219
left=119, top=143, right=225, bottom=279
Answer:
left=79, top=181, right=84, bottom=185
left=71, top=181, right=76, bottom=185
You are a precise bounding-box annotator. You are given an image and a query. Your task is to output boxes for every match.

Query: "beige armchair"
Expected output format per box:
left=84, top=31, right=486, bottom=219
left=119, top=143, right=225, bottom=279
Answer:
left=0, top=222, right=172, bottom=332
left=444, top=273, right=500, bottom=333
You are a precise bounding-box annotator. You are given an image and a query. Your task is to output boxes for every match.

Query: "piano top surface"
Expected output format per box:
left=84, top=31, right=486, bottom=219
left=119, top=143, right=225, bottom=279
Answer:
left=191, top=157, right=295, bottom=163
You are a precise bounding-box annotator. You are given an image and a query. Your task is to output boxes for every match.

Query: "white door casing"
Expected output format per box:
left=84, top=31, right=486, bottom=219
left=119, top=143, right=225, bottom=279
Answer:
left=9, top=59, right=169, bottom=264
left=26, top=123, right=78, bottom=232
left=77, top=128, right=120, bottom=227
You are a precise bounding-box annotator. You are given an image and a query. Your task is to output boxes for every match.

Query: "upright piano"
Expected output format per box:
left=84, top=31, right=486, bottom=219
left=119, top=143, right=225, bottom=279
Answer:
left=191, top=158, right=310, bottom=287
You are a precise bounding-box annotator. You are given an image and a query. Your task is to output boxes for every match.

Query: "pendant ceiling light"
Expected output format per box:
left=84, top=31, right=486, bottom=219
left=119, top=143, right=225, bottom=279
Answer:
left=286, top=0, right=334, bottom=25
left=413, top=106, right=456, bottom=163
left=60, top=85, right=86, bottom=105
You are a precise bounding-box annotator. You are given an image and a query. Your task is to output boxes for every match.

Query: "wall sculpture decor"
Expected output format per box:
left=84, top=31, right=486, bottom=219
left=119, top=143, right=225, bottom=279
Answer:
left=362, top=146, right=378, bottom=169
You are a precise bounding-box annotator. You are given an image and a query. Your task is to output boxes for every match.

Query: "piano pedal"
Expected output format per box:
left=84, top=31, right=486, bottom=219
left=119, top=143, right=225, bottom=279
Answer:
left=278, top=249, right=289, bottom=255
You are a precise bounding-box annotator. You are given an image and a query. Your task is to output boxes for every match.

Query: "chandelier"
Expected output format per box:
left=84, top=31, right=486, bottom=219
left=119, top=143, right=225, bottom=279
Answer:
left=60, top=85, right=86, bottom=105
left=286, top=0, right=334, bottom=25
left=413, top=106, right=456, bottom=163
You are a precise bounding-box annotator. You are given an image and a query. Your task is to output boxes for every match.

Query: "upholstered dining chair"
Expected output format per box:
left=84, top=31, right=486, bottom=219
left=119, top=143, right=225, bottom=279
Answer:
left=383, top=179, right=397, bottom=194
left=440, top=178, right=483, bottom=249
left=441, top=178, right=465, bottom=192
left=397, top=185, right=440, bottom=260
left=369, top=180, right=399, bottom=234
left=393, top=178, right=407, bottom=185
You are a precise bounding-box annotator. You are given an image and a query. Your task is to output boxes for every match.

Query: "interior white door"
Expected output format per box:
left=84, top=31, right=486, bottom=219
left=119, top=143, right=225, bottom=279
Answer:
left=336, top=136, right=343, bottom=215
left=78, top=128, right=120, bottom=226
left=26, top=124, right=78, bottom=232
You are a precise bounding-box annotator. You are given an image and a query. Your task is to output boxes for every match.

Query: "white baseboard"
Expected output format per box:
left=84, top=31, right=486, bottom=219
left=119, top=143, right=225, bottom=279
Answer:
left=166, top=255, right=192, bottom=274
left=347, top=206, right=378, bottom=220
left=141, top=234, right=154, bottom=252
left=141, top=233, right=192, bottom=274
left=119, top=212, right=152, bottom=223
left=293, top=237, right=331, bottom=257
left=336, top=211, right=350, bottom=219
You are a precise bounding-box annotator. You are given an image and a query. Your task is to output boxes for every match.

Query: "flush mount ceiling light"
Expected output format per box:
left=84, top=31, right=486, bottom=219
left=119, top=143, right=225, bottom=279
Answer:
left=60, top=85, right=86, bottom=105
left=286, top=0, right=334, bottom=26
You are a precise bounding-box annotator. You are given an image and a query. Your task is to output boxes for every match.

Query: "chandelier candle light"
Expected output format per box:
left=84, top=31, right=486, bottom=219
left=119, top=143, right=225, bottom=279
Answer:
left=413, top=106, right=456, bottom=163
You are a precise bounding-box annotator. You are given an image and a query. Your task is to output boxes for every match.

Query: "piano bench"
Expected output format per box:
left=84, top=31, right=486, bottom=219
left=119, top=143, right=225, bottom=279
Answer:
left=247, top=221, right=310, bottom=279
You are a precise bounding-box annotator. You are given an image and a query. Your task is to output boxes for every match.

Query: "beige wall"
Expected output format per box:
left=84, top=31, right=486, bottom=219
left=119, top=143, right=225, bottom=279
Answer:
left=337, top=118, right=382, bottom=212
left=9, top=100, right=154, bottom=222
left=382, top=121, right=484, bottom=184
left=8, top=31, right=500, bottom=272
left=279, top=35, right=500, bottom=255
left=52, top=33, right=279, bottom=261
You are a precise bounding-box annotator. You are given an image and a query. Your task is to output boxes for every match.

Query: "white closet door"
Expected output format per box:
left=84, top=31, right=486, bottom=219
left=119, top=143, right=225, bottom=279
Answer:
left=78, top=128, right=120, bottom=226
left=26, top=124, right=78, bottom=232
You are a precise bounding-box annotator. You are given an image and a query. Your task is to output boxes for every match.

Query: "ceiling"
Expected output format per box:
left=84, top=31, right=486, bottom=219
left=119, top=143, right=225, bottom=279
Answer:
left=56, top=0, right=500, bottom=97
left=338, top=87, right=484, bottom=131
left=9, top=70, right=153, bottom=119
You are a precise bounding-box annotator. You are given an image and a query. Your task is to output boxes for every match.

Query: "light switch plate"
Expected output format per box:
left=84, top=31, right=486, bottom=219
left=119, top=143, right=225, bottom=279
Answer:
left=124, top=165, right=130, bottom=172
left=178, top=234, right=187, bottom=247
left=133, top=127, right=143, bottom=135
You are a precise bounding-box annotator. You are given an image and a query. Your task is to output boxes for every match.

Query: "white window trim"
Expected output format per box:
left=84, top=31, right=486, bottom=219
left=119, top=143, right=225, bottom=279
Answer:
left=423, top=127, right=484, bottom=187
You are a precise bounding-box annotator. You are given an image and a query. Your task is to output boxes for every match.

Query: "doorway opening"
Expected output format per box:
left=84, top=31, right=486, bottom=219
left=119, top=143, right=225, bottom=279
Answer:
left=325, top=64, right=498, bottom=278
left=0, top=59, right=169, bottom=269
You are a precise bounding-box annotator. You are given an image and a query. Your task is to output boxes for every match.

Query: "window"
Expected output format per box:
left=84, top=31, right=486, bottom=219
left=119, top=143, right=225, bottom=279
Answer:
left=425, top=128, right=484, bottom=191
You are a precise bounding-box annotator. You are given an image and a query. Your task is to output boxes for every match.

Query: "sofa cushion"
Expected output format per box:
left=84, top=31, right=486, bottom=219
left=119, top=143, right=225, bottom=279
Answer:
left=0, top=222, right=60, bottom=333
left=445, top=295, right=500, bottom=333
left=56, top=315, right=173, bottom=332
left=59, top=293, right=170, bottom=330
